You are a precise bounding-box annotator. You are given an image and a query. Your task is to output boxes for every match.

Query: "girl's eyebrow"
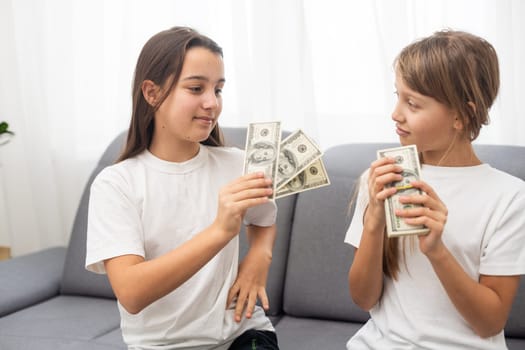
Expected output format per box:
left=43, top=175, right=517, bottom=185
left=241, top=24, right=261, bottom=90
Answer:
left=182, top=75, right=225, bottom=83
left=396, top=85, right=423, bottom=100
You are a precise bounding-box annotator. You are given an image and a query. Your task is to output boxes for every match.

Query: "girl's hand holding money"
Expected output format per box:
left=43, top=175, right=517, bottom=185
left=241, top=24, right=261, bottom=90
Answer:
left=395, top=180, right=448, bottom=256
left=365, top=158, right=404, bottom=232
left=213, top=172, right=273, bottom=240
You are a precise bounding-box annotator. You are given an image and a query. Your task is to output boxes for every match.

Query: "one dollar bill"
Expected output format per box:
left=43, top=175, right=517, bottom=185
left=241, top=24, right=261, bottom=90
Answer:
left=377, top=145, right=430, bottom=237
left=243, top=121, right=281, bottom=200
left=275, top=158, right=330, bottom=199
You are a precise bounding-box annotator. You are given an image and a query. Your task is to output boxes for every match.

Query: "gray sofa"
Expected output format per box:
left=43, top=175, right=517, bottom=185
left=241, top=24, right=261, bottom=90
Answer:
left=1, top=127, right=524, bottom=350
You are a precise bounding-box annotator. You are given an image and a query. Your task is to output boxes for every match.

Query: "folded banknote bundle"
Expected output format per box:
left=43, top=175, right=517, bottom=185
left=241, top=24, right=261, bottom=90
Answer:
left=377, top=144, right=430, bottom=237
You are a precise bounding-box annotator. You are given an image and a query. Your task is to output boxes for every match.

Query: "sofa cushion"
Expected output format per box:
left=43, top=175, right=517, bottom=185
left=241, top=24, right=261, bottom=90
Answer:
left=0, top=247, right=66, bottom=317
left=274, top=316, right=361, bottom=350
left=0, top=295, right=123, bottom=350
left=60, top=132, right=127, bottom=298
left=506, top=337, right=525, bottom=350
left=91, top=328, right=127, bottom=349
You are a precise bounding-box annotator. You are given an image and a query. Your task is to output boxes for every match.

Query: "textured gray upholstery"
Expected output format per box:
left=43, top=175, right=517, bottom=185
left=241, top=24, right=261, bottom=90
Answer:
left=60, top=132, right=127, bottom=298
left=0, top=247, right=66, bottom=317
left=0, top=130, right=524, bottom=350
left=281, top=143, right=391, bottom=324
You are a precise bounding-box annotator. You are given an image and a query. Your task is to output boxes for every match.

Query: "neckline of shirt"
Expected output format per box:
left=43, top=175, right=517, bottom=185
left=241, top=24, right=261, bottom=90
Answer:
left=422, top=163, right=491, bottom=178
left=138, top=144, right=208, bottom=174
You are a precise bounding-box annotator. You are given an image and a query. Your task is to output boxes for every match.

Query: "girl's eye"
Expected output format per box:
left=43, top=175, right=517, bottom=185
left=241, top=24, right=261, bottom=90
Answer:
left=407, top=100, right=418, bottom=109
left=188, top=86, right=202, bottom=93
left=215, top=88, right=223, bottom=96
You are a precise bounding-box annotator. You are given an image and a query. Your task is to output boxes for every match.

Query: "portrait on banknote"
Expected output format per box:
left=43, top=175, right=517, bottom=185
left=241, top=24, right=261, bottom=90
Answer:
left=248, top=140, right=277, bottom=165
left=284, top=171, right=305, bottom=191
left=278, top=149, right=298, bottom=178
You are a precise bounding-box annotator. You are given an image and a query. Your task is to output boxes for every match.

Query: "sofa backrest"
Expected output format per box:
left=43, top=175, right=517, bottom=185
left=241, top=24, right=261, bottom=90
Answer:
left=283, top=142, right=525, bottom=332
left=222, top=127, right=296, bottom=317
left=282, top=142, right=393, bottom=322
left=60, top=131, right=127, bottom=298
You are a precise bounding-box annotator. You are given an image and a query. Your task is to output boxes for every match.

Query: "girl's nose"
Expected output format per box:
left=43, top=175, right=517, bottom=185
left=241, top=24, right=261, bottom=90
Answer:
left=391, top=102, right=404, bottom=122
left=203, top=91, right=219, bottom=109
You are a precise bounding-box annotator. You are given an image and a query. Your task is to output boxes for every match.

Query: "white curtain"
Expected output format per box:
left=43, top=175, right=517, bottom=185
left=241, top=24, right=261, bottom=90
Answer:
left=0, top=0, right=523, bottom=257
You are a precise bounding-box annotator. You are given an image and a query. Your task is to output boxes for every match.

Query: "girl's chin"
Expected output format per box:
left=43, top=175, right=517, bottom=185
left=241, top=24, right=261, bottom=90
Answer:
left=398, top=139, right=417, bottom=148
left=194, top=131, right=214, bottom=143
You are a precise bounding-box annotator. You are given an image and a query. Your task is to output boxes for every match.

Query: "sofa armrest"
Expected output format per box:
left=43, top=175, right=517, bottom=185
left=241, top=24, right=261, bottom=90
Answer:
left=0, top=246, right=67, bottom=316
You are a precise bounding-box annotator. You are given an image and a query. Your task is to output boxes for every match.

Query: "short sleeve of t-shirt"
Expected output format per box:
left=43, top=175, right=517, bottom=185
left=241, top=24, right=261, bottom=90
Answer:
left=243, top=201, right=277, bottom=227
left=479, top=178, right=525, bottom=276
left=85, top=167, right=145, bottom=274
left=344, top=170, right=369, bottom=248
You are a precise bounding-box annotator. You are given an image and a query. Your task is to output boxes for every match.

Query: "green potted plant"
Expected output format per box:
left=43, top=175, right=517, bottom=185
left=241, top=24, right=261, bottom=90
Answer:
left=0, top=121, right=14, bottom=146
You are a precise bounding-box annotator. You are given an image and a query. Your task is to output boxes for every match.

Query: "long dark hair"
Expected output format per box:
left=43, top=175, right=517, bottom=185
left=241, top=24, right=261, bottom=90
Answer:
left=117, top=27, right=224, bottom=162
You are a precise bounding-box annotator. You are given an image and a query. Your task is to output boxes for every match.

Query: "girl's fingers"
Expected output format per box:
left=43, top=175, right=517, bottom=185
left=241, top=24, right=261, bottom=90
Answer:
left=395, top=181, right=448, bottom=234
left=370, top=157, right=397, bottom=170
left=369, top=158, right=404, bottom=199
left=403, top=212, right=446, bottom=233
left=258, top=289, right=269, bottom=310
left=398, top=206, right=446, bottom=223
left=244, top=290, right=258, bottom=319
left=234, top=289, right=249, bottom=323
left=398, top=181, right=447, bottom=213
left=229, top=187, right=273, bottom=202
left=227, top=283, right=240, bottom=309
left=219, top=190, right=272, bottom=216
left=223, top=176, right=272, bottom=196
left=376, top=186, right=397, bottom=201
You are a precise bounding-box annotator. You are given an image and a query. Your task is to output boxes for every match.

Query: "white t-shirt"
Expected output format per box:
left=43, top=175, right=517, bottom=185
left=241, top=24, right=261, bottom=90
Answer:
left=86, top=145, right=277, bottom=350
left=345, top=163, right=525, bottom=350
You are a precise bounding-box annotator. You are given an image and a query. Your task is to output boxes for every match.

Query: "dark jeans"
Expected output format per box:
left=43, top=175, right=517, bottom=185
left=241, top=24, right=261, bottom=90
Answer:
left=228, top=329, right=279, bottom=350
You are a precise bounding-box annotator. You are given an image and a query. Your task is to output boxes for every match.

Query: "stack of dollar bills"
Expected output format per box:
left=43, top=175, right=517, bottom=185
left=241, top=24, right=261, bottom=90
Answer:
left=243, top=121, right=330, bottom=200
left=377, top=145, right=430, bottom=237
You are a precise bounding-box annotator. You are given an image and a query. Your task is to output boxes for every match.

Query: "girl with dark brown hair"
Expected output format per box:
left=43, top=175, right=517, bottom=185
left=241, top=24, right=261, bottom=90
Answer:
left=86, top=27, right=279, bottom=350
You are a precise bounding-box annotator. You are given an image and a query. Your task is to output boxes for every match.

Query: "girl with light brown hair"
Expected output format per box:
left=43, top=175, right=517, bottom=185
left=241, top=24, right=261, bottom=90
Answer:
left=346, top=29, right=525, bottom=349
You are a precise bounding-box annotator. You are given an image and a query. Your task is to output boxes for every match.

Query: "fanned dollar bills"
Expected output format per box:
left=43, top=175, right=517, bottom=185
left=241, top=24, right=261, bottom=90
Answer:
left=275, top=130, right=323, bottom=189
left=275, top=158, right=330, bottom=199
left=377, top=145, right=430, bottom=237
left=243, top=123, right=330, bottom=200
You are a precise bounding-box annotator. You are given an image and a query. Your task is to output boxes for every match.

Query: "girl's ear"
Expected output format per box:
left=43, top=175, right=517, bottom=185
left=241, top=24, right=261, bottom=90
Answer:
left=454, top=101, right=476, bottom=130
left=467, top=101, right=476, bottom=112
left=141, top=80, right=160, bottom=107
left=454, top=117, right=463, bottom=131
